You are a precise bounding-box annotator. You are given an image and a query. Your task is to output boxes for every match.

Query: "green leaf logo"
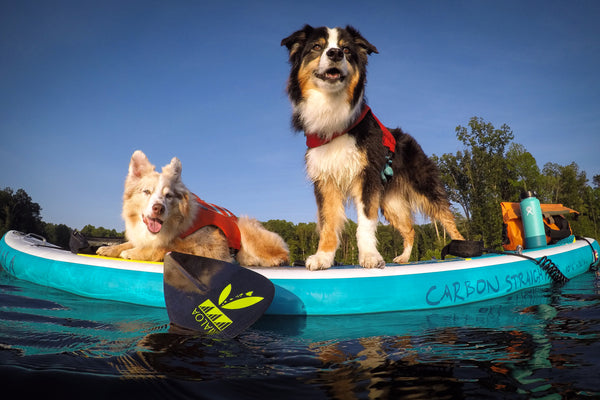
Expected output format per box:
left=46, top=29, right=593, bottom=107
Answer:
left=221, top=296, right=264, bottom=310
left=219, top=284, right=231, bottom=306
left=217, top=283, right=263, bottom=309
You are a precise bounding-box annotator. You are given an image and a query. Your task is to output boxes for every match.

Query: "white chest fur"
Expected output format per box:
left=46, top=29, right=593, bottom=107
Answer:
left=297, top=90, right=356, bottom=137
left=305, top=134, right=366, bottom=192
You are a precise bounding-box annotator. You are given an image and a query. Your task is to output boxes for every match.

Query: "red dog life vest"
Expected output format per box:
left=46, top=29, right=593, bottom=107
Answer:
left=179, top=195, right=241, bottom=250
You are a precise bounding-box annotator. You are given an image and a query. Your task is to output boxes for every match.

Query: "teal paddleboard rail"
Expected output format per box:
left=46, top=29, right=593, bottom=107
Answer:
left=0, top=232, right=165, bottom=307
left=1, top=231, right=598, bottom=315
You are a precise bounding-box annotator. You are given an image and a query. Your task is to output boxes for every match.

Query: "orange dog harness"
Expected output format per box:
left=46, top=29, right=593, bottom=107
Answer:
left=179, top=195, right=241, bottom=250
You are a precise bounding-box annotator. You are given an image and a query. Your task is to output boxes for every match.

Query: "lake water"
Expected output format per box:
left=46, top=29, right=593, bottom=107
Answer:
left=1, top=267, right=599, bottom=399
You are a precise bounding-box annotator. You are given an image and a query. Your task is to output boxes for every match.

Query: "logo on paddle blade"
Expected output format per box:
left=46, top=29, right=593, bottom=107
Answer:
left=191, top=283, right=265, bottom=334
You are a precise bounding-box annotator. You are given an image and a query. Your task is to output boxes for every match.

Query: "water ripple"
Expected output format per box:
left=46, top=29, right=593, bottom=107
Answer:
left=2, top=271, right=600, bottom=398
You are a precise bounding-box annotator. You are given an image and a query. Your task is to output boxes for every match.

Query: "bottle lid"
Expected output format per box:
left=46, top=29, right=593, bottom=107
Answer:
left=520, top=190, right=536, bottom=200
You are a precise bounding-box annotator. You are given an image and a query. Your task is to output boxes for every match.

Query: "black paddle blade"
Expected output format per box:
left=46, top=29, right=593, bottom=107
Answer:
left=163, top=252, right=274, bottom=338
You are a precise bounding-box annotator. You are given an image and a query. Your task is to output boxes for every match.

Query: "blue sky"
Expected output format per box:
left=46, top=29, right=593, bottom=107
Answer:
left=1, top=0, right=599, bottom=231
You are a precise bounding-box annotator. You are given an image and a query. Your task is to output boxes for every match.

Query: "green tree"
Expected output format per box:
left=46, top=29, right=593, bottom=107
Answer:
left=336, top=220, right=358, bottom=264
left=539, top=162, right=595, bottom=238
left=0, top=187, right=44, bottom=238
left=80, top=225, right=123, bottom=238
left=585, top=175, right=600, bottom=238
left=434, top=117, right=514, bottom=247
left=294, top=222, right=318, bottom=262
left=43, top=222, right=72, bottom=248
left=434, top=152, right=473, bottom=226
left=540, top=162, right=587, bottom=210
left=377, top=223, right=402, bottom=261
left=505, top=143, right=540, bottom=197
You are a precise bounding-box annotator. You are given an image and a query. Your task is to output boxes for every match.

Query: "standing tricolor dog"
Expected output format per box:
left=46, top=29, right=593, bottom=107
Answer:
left=281, top=25, right=464, bottom=270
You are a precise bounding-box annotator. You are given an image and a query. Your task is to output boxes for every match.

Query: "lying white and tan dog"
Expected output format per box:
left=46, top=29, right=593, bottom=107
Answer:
left=97, top=150, right=289, bottom=266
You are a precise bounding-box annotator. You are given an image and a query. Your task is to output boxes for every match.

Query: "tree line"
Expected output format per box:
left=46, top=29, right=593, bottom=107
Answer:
left=432, top=117, right=599, bottom=250
left=2, top=116, right=598, bottom=264
left=0, top=187, right=123, bottom=249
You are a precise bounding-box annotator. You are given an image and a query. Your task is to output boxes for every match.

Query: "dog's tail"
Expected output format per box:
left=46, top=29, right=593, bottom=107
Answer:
left=236, top=216, right=290, bottom=267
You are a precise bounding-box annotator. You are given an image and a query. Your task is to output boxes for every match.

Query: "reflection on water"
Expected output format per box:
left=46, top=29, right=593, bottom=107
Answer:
left=1, top=269, right=599, bottom=399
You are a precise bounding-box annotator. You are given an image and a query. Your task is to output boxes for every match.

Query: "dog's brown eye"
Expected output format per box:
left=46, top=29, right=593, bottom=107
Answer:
left=143, top=189, right=151, bottom=196
left=342, top=47, right=351, bottom=54
left=312, top=44, right=322, bottom=51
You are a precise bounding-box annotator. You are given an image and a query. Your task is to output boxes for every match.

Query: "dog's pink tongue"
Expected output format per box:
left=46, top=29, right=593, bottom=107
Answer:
left=145, top=217, right=162, bottom=233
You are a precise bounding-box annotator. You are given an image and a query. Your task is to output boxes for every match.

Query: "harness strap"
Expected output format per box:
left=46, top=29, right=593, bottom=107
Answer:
left=305, top=105, right=396, bottom=153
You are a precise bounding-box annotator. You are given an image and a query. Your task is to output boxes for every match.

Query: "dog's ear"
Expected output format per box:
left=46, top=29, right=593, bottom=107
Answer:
left=345, top=25, right=379, bottom=55
left=281, top=24, right=313, bottom=60
left=162, top=157, right=182, bottom=180
left=128, top=150, right=155, bottom=179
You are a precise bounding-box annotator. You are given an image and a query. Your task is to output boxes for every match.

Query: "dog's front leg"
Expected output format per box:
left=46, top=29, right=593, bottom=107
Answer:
left=306, top=181, right=346, bottom=271
left=120, top=247, right=168, bottom=262
left=97, top=242, right=133, bottom=258
left=354, top=191, right=385, bottom=269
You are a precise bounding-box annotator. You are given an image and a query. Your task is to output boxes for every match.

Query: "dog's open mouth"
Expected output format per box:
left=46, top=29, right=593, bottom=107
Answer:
left=143, top=216, right=163, bottom=234
left=315, top=68, right=345, bottom=82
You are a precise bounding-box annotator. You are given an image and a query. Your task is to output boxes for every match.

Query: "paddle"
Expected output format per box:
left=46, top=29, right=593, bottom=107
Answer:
left=163, top=251, right=275, bottom=338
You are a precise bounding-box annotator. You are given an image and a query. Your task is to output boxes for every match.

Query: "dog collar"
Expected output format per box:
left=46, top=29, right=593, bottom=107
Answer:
left=305, top=105, right=396, bottom=153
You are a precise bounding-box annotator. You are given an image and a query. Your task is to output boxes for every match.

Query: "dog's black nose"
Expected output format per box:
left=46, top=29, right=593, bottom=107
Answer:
left=326, top=47, right=344, bottom=62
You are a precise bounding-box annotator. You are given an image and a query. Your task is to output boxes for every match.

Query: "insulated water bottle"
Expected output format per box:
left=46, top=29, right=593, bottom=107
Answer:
left=520, top=191, right=546, bottom=249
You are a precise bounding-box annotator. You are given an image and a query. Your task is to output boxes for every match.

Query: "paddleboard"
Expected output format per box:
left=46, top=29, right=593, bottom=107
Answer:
left=1, top=230, right=598, bottom=315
